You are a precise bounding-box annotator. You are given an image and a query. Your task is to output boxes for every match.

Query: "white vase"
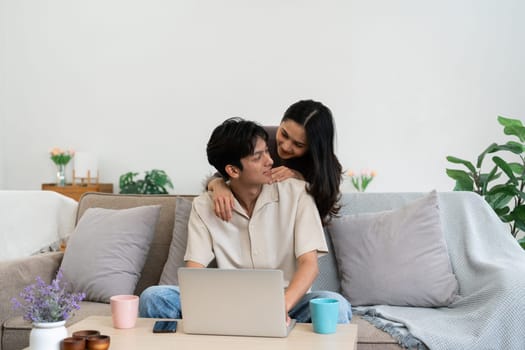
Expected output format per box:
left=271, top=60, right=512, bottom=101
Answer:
left=30, top=320, right=67, bottom=350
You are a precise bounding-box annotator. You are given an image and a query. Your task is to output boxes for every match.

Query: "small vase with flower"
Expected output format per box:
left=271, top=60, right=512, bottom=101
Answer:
left=49, top=147, right=74, bottom=186
left=11, top=269, right=85, bottom=350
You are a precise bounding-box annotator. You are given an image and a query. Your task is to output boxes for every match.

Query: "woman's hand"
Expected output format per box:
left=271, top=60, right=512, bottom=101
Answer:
left=271, top=166, right=304, bottom=183
left=208, top=177, right=235, bottom=221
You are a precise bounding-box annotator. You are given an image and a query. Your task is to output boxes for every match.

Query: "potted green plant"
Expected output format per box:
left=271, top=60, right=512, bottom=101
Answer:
left=119, top=169, right=173, bottom=194
left=446, top=116, right=525, bottom=247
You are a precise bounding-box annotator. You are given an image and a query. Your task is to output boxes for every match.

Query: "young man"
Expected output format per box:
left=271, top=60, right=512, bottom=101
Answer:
left=139, top=118, right=351, bottom=323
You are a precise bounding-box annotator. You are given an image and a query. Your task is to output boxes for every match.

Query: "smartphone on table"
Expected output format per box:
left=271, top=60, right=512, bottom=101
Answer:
left=153, top=320, right=178, bottom=333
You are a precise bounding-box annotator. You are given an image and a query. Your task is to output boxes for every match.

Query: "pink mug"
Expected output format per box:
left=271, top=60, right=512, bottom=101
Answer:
left=110, top=295, right=139, bottom=329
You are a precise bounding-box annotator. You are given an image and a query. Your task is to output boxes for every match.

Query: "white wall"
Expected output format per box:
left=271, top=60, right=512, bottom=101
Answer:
left=0, top=0, right=6, bottom=189
left=341, top=0, right=525, bottom=191
left=2, top=0, right=525, bottom=194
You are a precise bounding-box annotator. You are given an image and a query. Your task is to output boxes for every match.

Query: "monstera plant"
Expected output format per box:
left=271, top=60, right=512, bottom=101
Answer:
left=446, top=116, right=525, bottom=247
left=119, top=169, right=173, bottom=194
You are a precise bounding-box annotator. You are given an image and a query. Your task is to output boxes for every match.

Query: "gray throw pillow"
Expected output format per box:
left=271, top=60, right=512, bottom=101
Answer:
left=329, top=191, right=459, bottom=307
left=159, top=197, right=193, bottom=285
left=60, top=205, right=161, bottom=302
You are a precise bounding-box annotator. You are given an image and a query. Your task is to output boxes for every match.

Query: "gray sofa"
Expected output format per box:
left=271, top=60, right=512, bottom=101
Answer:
left=3, top=191, right=522, bottom=350
left=1, top=192, right=405, bottom=350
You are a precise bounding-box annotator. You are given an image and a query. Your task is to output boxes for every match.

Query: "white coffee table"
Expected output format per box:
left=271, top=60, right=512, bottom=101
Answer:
left=61, top=316, right=358, bottom=350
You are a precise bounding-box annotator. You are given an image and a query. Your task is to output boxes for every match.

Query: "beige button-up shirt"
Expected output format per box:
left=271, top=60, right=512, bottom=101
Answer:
left=184, top=178, right=328, bottom=286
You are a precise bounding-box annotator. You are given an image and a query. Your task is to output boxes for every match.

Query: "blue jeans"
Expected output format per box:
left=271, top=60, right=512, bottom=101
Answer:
left=139, top=285, right=352, bottom=323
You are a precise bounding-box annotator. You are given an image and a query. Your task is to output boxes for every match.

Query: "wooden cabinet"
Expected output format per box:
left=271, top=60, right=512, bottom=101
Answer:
left=42, top=183, right=114, bottom=201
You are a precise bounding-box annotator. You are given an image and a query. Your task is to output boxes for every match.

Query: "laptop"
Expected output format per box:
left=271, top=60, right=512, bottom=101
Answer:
left=178, top=268, right=297, bottom=337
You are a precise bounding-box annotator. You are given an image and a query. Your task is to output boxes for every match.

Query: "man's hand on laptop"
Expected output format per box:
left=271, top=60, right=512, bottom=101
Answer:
left=185, top=261, right=205, bottom=268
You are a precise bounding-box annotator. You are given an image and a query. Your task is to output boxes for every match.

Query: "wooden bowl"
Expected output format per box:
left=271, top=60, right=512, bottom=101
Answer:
left=61, top=337, right=86, bottom=350
left=86, top=334, right=111, bottom=350
left=72, top=329, right=100, bottom=339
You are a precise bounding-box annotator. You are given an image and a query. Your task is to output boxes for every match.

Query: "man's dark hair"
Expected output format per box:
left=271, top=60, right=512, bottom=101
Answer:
left=207, top=117, right=269, bottom=179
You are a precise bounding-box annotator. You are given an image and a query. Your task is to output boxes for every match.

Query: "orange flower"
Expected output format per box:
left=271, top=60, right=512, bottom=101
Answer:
left=345, top=167, right=376, bottom=192
left=49, top=147, right=74, bottom=165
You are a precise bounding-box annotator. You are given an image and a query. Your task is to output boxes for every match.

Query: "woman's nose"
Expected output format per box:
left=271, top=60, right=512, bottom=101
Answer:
left=281, top=141, right=292, bottom=153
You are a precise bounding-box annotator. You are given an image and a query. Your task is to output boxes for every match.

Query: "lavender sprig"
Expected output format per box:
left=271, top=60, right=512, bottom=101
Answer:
left=11, top=269, right=85, bottom=323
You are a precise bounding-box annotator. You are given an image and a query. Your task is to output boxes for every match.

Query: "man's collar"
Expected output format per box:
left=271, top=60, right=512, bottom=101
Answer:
left=256, top=183, right=279, bottom=207
left=232, top=184, right=279, bottom=218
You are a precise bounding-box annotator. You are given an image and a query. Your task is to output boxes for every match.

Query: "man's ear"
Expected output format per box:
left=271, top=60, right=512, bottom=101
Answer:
left=225, top=165, right=240, bottom=179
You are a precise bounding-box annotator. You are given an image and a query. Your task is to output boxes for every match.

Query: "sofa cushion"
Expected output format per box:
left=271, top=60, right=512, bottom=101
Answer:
left=75, top=193, right=187, bottom=295
left=159, top=197, right=193, bottom=285
left=60, top=205, right=161, bottom=302
left=351, top=315, right=403, bottom=349
left=329, top=190, right=458, bottom=307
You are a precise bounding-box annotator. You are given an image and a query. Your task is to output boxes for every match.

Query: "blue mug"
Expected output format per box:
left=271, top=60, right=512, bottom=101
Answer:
left=309, top=298, right=339, bottom=334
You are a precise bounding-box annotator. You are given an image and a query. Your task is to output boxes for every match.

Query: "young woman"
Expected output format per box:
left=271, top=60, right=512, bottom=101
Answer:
left=208, top=99, right=343, bottom=225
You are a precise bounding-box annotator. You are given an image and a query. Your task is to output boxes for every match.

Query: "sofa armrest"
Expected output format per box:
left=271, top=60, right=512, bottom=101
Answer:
left=0, top=252, right=63, bottom=326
